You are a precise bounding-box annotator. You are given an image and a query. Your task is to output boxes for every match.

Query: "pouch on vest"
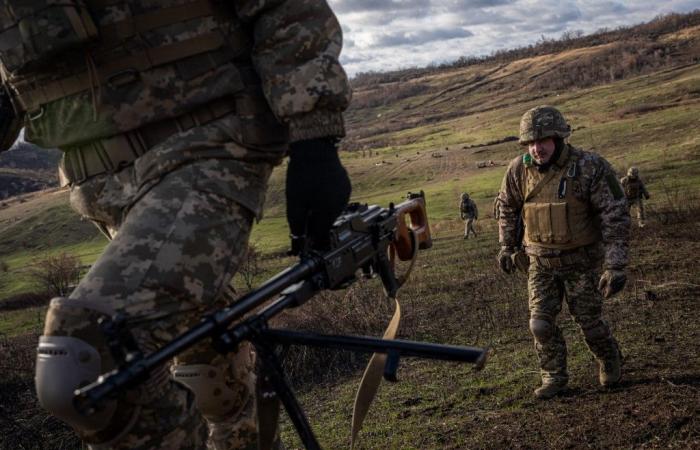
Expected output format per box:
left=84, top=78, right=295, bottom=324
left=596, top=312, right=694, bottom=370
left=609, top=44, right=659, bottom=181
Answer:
left=0, top=1, right=98, bottom=74
left=523, top=201, right=571, bottom=244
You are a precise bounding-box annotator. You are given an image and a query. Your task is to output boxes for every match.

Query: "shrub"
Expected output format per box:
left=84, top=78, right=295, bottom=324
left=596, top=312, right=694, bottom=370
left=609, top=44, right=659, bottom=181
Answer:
left=27, top=252, right=82, bottom=297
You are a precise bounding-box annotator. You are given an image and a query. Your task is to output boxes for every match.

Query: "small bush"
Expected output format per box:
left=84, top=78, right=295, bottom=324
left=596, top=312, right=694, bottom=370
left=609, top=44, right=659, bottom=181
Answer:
left=27, top=252, right=81, bottom=297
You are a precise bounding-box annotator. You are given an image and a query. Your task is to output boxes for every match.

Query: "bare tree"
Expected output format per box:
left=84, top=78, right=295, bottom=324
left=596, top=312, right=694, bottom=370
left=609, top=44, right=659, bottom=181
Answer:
left=28, top=252, right=82, bottom=297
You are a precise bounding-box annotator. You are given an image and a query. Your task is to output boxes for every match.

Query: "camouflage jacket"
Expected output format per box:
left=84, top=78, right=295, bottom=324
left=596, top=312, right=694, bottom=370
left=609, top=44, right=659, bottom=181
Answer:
left=460, top=198, right=478, bottom=219
left=620, top=176, right=649, bottom=201
left=496, top=145, right=630, bottom=269
left=1, top=0, right=351, bottom=150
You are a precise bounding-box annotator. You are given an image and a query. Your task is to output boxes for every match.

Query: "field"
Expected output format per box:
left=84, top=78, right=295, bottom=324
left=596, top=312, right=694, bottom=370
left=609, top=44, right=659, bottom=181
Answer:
left=1, top=17, right=699, bottom=450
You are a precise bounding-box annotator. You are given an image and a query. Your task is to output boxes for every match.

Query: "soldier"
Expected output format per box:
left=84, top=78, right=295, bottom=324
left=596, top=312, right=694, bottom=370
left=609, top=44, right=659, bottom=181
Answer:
left=0, top=1, right=351, bottom=449
left=495, top=106, right=630, bottom=399
left=460, top=192, right=478, bottom=239
left=620, top=166, right=650, bottom=227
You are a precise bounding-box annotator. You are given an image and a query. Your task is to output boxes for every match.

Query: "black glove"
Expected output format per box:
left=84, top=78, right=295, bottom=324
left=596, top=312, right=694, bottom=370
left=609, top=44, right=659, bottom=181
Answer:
left=286, top=137, right=351, bottom=255
left=497, top=246, right=515, bottom=274
left=598, top=269, right=627, bottom=298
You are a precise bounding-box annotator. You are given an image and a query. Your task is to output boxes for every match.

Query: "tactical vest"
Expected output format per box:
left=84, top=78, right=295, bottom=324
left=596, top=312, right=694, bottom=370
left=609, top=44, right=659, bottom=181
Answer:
left=521, top=146, right=600, bottom=250
left=622, top=178, right=642, bottom=199
left=0, top=0, right=287, bottom=150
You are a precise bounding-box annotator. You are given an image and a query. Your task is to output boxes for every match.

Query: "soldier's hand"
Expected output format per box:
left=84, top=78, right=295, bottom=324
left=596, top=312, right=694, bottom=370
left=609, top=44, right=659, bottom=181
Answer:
left=644, top=193, right=650, bottom=200
left=286, top=137, right=351, bottom=255
left=497, top=247, right=515, bottom=274
left=598, top=269, right=627, bottom=298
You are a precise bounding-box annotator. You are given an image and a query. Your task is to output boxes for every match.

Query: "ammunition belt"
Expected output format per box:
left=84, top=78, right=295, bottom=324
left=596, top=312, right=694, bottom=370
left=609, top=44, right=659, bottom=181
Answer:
left=58, top=97, right=237, bottom=186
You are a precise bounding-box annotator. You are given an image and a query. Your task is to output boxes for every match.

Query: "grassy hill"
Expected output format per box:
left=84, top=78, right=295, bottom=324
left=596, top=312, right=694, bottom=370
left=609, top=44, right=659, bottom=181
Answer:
left=0, top=12, right=699, bottom=450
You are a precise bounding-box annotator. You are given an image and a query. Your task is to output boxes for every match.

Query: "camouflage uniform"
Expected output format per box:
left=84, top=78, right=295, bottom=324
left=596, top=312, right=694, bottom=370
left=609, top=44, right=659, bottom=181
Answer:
left=1, top=1, right=350, bottom=448
left=460, top=193, right=478, bottom=239
left=620, top=167, right=650, bottom=227
left=496, top=106, right=630, bottom=396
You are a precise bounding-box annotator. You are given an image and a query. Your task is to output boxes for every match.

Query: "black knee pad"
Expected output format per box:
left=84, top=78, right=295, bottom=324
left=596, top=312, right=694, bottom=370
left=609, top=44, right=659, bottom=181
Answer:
left=529, top=318, right=553, bottom=342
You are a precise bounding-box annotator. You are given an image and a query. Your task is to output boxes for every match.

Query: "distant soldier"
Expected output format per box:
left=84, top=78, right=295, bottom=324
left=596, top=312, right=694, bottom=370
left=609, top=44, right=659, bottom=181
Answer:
left=460, top=193, right=478, bottom=239
left=620, top=167, right=650, bottom=227
left=495, top=106, right=630, bottom=399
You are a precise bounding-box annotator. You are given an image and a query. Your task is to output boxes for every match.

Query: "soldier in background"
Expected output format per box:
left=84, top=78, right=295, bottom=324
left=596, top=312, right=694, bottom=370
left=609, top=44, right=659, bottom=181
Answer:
left=495, top=106, right=630, bottom=400
left=460, top=192, right=478, bottom=239
left=620, top=166, right=650, bottom=227
left=0, top=1, right=351, bottom=448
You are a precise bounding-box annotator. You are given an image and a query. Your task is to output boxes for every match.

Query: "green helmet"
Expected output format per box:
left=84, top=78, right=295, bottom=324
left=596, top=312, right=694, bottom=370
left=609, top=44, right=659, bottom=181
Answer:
left=519, top=105, right=571, bottom=145
left=628, top=166, right=639, bottom=177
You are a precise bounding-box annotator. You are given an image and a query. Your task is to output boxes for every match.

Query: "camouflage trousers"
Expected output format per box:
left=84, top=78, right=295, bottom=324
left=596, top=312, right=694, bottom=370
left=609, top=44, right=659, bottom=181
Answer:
left=527, top=262, right=619, bottom=384
left=629, top=197, right=645, bottom=226
left=49, top=120, right=277, bottom=449
left=463, top=218, right=477, bottom=238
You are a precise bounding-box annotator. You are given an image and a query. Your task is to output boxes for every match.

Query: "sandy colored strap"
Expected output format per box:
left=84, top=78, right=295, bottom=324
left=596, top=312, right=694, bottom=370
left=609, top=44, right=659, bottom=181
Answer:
left=17, top=32, right=225, bottom=111
left=350, top=297, right=401, bottom=449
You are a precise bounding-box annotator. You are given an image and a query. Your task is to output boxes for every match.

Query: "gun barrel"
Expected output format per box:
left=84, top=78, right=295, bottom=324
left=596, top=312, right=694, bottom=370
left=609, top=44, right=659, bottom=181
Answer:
left=74, top=257, right=321, bottom=411
left=261, top=329, right=487, bottom=364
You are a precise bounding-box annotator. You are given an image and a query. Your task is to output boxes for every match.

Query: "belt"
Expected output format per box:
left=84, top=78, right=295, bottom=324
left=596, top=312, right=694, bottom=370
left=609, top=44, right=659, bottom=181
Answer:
left=58, top=97, right=237, bottom=186
left=530, top=247, right=593, bottom=269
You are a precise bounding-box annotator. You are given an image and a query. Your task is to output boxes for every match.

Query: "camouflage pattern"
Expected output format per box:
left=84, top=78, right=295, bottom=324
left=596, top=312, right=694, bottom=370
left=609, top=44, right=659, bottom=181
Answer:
left=497, top=133, right=629, bottom=389
left=496, top=145, right=630, bottom=269
left=64, top=117, right=270, bottom=449
left=2, top=0, right=351, bottom=147
left=528, top=263, right=620, bottom=385
left=518, top=105, right=571, bottom=145
left=460, top=194, right=478, bottom=238
left=620, top=171, right=649, bottom=226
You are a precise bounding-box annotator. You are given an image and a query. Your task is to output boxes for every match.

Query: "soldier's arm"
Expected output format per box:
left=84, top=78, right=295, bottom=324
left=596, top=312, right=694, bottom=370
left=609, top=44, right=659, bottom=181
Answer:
left=473, top=202, right=479, bottom=220
left=590, top=158, right=630, bottom=269
left=0, top=77, right=23, bottom=152
left=641, top=181, right=650, bottom=199
left=237, top=0, right=351, bottom=142
left=497, top=158, right=524, bottom=248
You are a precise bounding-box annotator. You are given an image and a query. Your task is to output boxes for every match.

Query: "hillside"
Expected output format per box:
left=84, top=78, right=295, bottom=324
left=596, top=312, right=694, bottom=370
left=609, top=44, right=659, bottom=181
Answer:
left=0, top=11, right=699, bottom=450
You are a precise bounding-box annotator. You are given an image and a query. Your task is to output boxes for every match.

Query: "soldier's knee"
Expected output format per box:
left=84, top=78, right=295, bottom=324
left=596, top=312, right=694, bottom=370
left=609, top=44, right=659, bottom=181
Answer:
left=36, top=298, right=138, bottom=441
left=582, top=320, right=610, bottom=341
left=172, top=363, right=251, bottom=419
left=529, top=318, right=553, bottom=342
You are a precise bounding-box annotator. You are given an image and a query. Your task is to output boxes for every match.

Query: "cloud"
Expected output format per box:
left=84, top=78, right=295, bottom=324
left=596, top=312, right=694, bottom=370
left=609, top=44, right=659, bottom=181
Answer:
left=370, top=28, right=474, bottom=47
left=327, top=0, right=700, bottom=75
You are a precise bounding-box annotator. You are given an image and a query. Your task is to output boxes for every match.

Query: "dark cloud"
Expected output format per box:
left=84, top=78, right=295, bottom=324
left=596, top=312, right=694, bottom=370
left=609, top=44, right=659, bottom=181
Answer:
left=371, top=28, right=474, bottom=47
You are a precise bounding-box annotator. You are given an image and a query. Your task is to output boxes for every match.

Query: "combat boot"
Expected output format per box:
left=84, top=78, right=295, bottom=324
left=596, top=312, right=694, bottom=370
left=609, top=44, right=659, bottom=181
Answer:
left=599, top=349, right=622, bottom=387
left=534, top=379, right=567, bottom=400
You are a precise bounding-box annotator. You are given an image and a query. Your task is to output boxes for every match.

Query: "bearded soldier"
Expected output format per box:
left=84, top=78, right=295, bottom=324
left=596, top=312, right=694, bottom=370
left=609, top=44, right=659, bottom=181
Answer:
left=620, top=166, right=650, bottom=227
left=460, top=192, right=478, bottom=239
left=495, top=106, right=630, bottom=399
left=0, top=1, right=351, bottom=448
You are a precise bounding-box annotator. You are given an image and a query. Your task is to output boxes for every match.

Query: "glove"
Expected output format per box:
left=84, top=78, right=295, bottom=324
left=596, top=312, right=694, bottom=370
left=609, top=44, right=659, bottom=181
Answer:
left=511, top=249, right=530, bottom=273
left=497, top=247, right=515, bottom=274
left=644, top=193, right=650, bottom=200
left=598, top=269, right=627, bottom=298
left=286, top=137, right=351, bottom=255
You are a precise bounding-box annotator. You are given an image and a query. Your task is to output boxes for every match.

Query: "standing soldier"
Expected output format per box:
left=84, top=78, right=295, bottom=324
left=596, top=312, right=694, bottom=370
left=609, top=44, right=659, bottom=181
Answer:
left=495, top=106, right=630, bottom=399
left=460, top=192, right=478, bottom=239
left=620, top=166, right=650, bottom=227
left=0, top=1, right=351, bottom=449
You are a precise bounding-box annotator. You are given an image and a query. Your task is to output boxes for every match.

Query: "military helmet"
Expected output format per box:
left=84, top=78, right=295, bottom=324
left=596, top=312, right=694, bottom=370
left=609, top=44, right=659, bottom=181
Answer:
left=519, top=105, right=571, bottom=145
left=461, top=193, right=469, bottom=200
left=627, top=166, right=639, bottom=177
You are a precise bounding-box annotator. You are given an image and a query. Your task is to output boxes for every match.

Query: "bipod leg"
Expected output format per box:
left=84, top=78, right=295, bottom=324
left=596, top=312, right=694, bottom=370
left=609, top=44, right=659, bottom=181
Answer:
left=254, top=339, right=321, bottom=450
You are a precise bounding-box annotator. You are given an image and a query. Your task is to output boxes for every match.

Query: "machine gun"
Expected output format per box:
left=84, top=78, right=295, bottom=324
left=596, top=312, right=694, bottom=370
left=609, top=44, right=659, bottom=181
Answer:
left=74, top=191, right=488, bottom=449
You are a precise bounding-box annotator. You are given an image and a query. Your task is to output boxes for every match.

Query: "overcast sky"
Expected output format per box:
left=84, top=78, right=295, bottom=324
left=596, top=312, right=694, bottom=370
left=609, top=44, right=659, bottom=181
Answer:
left=328, top=0, right=700, bottom=76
